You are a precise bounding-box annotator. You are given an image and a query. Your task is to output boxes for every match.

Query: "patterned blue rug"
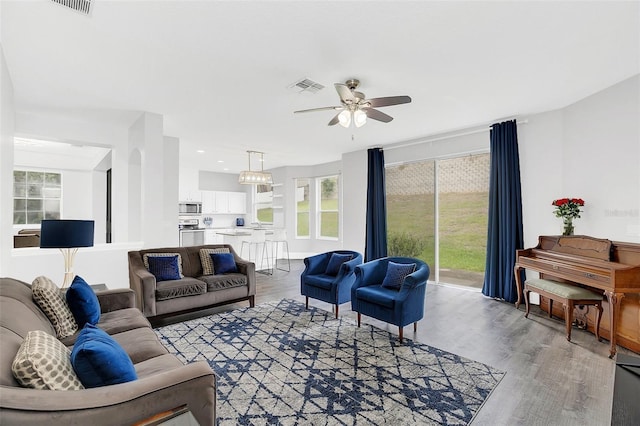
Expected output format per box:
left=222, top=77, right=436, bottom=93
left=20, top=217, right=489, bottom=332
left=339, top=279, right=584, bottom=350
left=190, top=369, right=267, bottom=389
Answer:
left=155, top=299, right=504, bottom=425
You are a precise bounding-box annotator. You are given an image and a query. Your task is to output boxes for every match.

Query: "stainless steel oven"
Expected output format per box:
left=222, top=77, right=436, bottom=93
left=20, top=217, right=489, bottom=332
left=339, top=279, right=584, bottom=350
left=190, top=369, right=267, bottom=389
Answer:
left=178, top=202, right=202, bottom=215
left=179, top=218, right=204, bottom=246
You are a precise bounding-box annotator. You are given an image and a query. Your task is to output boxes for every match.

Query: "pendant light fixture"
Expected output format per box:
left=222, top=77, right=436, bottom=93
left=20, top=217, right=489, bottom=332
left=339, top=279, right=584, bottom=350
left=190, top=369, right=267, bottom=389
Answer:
left=238, top=150, right=273, bottom=185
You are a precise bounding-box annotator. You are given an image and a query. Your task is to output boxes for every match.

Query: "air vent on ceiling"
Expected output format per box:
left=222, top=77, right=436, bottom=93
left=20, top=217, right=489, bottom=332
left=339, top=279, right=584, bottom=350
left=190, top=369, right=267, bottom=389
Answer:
left=51, top=0, right=93, bottom=15
left=288, top=78, right=325, bottom=94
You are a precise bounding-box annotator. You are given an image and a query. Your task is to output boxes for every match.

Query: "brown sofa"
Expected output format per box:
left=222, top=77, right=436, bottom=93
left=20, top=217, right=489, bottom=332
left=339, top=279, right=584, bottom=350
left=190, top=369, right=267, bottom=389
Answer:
left=128, top=244, right=256, bottom=320
left=0, top=277, right=216, bottom=425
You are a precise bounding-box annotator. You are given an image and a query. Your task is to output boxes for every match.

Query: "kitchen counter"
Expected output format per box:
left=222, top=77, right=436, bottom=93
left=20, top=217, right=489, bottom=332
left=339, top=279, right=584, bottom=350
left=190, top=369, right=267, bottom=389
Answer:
left=217, top=229, right=274, bottom=237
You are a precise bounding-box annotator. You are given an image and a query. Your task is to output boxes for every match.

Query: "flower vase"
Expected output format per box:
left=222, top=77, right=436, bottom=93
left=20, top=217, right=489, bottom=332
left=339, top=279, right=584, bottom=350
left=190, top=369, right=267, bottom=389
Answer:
left=562, top=218, right=574, bottom=236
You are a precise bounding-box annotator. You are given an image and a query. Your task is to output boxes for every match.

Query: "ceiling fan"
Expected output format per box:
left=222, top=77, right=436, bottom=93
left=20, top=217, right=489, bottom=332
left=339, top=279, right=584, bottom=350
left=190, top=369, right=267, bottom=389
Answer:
left=294, top=79, right=412, bottom=128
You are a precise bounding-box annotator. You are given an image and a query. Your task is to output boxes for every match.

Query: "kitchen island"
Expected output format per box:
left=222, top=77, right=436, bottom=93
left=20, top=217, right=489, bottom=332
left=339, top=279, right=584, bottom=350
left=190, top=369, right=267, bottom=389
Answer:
left=217, top=229, right=274, bottom=273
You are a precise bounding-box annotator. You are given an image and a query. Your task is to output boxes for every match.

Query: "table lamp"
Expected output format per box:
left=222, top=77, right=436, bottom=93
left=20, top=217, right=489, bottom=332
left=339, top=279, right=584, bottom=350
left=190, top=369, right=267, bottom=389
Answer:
left=40, top=219, right=95, bottom=288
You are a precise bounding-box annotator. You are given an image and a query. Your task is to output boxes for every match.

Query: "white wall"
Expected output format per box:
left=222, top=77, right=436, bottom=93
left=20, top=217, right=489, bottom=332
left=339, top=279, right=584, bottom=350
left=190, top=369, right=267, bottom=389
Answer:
left=0, top=46, right=15, bottom=276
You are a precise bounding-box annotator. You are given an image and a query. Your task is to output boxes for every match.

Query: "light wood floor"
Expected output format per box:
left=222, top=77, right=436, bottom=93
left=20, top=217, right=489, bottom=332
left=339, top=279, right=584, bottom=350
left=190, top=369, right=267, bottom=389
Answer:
left=160, top=260, right=633, bottom=426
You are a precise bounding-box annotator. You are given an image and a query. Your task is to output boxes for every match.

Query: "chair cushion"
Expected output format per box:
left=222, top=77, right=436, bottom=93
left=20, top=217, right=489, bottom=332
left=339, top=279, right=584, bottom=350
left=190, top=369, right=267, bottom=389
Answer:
left=325, top=253, right=353, bottom=276
left=31, top=276, right=78, bottom=339
left=211, top=252, right=238, bottom=274
left=155, top=278, right=207, bottom=301
left=70, top=324, right=137, bottom=388
left=198, top=274, right=247, bottom=291
left=12, top=330, right=84, bottom=390
left=143, top=252, right=184, bottom=277
left=199, top=247, right=230, bottom=275
left=381, top=262, right=416, bottom=290
left=355, top=286, right=396, bottom=309
left=304, top=274, right=335, bottom=290
left=147, top=255, right=182, bottom=281
left=65, top=275, right=101, bottom=328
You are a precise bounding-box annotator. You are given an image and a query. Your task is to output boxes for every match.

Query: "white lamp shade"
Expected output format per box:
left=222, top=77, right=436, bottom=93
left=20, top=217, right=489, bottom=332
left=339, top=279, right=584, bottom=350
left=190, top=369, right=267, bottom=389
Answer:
left=354, top=109, right=367, bottom=128
left=338, top=110, right=351, bottom=128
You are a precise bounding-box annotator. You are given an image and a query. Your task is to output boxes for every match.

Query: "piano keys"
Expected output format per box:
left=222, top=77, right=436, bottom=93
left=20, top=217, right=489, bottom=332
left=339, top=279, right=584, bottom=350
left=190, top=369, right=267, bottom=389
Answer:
left=514, top=235, right=640, bottom=358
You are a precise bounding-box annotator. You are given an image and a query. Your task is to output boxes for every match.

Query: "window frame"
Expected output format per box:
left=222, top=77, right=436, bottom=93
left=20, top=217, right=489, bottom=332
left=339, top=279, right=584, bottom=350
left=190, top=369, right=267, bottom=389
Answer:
left=315, top=174, right=340, bottom=241
left=13, top=169, right=62, bottom=226
left=295, top=178, right=310, bottom=239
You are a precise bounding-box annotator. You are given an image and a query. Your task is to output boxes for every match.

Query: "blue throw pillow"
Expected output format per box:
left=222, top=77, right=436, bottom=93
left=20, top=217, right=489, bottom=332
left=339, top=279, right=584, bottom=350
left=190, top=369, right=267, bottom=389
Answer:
left=381, top=262, right=417, bottom=290
left=147, top=255, right=181, bottom=281
left=66, top=275, right=100, bottom=328
left=325, top=253, right=353, bottom=276
left=211, top=252, right=238, bottom=274
left=70, top=324, right=137, bottom=388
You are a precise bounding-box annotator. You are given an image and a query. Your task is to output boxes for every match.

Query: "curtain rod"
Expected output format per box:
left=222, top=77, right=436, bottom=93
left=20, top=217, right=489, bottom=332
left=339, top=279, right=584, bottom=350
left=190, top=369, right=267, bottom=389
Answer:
left=383, top=119, right=529, bottom=151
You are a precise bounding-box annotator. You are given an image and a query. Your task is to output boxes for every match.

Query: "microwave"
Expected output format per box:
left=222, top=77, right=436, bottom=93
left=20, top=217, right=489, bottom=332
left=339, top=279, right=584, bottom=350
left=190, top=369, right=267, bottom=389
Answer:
left=179, top=202, right=202, bottom=215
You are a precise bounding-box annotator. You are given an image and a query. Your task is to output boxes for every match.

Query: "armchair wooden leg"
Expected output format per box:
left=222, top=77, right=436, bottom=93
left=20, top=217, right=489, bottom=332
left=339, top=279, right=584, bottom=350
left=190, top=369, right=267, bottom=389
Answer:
left=249, top=296, right=255, bottom=308
left=305, top=296, right=309, bottom=310
left=357, top=312, right=361, bottom=327
left=414, top=322, right=417, bottom=332
left=335, top=304, right=338, bottom=319
left=399, top=327, right=403, bottom=343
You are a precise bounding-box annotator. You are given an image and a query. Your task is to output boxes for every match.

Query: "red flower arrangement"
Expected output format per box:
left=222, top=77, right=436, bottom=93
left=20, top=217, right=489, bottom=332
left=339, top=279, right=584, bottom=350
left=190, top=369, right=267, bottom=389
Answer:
left=552, top=198, right=585, bottom=220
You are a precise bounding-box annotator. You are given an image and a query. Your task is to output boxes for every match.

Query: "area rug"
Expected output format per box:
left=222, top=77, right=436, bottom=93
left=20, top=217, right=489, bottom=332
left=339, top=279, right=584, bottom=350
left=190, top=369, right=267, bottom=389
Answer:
left=155, top=299, right=505, bottom=425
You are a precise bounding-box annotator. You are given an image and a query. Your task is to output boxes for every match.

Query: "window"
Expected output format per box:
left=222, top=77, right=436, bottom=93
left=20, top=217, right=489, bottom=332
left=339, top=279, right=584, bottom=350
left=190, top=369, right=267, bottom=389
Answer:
left=13, top=170, right=62, bottom=225
left=295, top=178, right=310, bottom=238
left=317, top=175, right=339, bottom=239
left=385, top=153, right=489, bottom=288
left=254, top=184, right=273, bottom=224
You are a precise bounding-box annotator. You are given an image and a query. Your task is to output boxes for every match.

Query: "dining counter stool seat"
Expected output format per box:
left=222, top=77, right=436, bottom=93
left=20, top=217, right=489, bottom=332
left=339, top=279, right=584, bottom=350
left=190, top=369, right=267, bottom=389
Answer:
left=268, top=229, right=290, bottom=272
left=240, top=229, right=271, bottom=275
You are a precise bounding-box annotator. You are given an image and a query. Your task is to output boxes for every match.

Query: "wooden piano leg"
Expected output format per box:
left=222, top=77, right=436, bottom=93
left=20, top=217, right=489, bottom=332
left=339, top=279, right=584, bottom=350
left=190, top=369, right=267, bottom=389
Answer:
left=514, top=265, right=524, bottom=309
left=564, top=301, right=573, bottom=342
left=604, top=291, right=625, bottom=358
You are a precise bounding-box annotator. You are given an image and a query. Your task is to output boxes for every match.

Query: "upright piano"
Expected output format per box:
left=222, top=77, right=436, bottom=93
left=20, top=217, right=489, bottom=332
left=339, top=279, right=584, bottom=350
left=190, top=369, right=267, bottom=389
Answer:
left=514, top=235, right=640, bottom=358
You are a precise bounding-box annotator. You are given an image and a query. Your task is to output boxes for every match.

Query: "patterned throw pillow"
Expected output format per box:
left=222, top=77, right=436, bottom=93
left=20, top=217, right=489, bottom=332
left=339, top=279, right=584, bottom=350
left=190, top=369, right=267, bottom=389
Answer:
left=147, top=255, right=182, bottom=281
left=66, top=275, right=101, bottom=327
left=32, top=276, right=78, bottom=339
left=199, top=248, right=230, bottom=275
left=211, top=252, right=238, bottom=274
left=325, top=253, right=353, bottom=276
left=12, top=330, right=84, bottom=390
left=143, top=252, right=184, bottom=278
left=71, top=324, right=137, bottom=388
left=381, top=262, right=417, bottom=290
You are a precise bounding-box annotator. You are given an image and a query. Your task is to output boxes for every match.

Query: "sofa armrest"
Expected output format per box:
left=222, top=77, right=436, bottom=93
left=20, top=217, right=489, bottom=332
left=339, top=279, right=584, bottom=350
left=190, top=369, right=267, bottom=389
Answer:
left=0, top=361, right=216, bottom=426
left=96, top=289, right=136, bottom=313
left=235, top=258, right=256, bottom=297
left=128, top=251, right=158, bottom=317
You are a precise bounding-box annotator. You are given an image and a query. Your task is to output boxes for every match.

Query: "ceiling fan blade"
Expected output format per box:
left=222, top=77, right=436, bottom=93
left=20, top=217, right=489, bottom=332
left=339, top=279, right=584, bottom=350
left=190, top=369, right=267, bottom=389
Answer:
left=366, top=95, right=412, bottom=108
left=365, top=108, right=394, bottom=123
left=335, top=83, right=356, bottom=103
left=328, top=113, right=341, bottom=126
left=294, top=106, right=342, bottom=114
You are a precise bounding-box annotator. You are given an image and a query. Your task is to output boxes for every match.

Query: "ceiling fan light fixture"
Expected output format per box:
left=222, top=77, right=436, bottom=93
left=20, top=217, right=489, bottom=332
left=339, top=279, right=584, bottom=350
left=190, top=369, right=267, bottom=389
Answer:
left=338, top=110, right=351, bottom=128
left=238, top=151, right=273, bottom=185
left=353, top=109, right=367, bottom=128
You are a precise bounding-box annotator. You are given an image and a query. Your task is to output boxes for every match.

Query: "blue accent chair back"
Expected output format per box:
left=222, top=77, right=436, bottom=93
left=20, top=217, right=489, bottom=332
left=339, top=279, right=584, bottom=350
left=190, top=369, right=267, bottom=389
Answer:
left=301, top=250, right=363, bottom=318
left=351, top=256, right=430, bottom=343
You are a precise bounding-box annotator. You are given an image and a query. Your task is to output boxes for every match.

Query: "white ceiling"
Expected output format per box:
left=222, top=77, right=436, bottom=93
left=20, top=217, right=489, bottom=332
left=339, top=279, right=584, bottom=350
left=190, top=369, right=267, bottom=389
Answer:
left=2, top=1, right=638, bottom=174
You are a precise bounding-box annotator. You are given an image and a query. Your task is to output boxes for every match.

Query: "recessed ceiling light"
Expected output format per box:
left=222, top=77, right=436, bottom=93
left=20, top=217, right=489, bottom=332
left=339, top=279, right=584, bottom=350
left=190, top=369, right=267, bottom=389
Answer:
left=223, top=168, right=229, bottom=171
left=217, top=160, right=224, bottom=163
left=197, top=150, right=205, bottom=153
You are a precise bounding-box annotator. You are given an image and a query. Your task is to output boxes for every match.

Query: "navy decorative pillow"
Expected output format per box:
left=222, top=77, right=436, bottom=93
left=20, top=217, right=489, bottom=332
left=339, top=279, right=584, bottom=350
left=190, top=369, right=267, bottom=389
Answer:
left=211, top=252, right=238, bottom=274
left=70, top=324, right=137, bottom=388
left=381, top=262, right=417, bottom=290
left=147, top=255, right=181, bottom=281
left=325, top=253, right=353, bottom=276
left=65, top=275, right=100, bottom=328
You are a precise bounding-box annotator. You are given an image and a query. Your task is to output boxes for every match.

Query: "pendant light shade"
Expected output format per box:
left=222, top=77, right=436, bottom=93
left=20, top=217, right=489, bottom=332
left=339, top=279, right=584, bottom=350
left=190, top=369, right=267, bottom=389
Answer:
left=353, top=109, right=367, bottom=128
left=338, top=110, right=352, bottom=128
left=238, top=151, right=273, bottom=185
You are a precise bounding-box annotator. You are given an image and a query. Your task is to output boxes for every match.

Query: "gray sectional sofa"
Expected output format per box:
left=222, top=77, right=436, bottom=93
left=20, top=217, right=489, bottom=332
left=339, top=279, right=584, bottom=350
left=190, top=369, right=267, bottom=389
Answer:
left=128, top=244, right=256, bottom=321
left=0, top=277, right=216, bottom=425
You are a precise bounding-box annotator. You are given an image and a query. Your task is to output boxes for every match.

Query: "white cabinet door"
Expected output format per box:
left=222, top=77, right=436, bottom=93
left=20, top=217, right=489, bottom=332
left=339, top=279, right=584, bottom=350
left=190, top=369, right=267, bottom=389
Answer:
left=228, top=192, right=247, bottom=214
left=204, top=229, right=217, bottom=244
left=202, top=191, right=215, bottom=213
left=214, top=191, right=229, bottom=213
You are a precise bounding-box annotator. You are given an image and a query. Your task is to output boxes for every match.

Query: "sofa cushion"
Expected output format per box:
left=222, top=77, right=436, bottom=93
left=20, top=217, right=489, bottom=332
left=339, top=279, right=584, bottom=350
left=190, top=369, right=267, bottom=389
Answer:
left=304, top=274, right=335, bottom=290
left=355, top=286, right=396, bottom=309
left=71, top=324, right=137, bottom=388
left=211, top=252, right=238, bottom=274
left=143, top=252, right=184, bottom=277
left=65, top=275, right=101, bottom=328
left=31, top=276, right=78, bottom=339
left=155, top=277, right=206, bottom=301
left=198, top=273, right=247, bottom=291
left=110, top=327, right=169, bottom=364
left=12, top=330, right=84, bottom=390
left=381, top=262, right=416, bottom=290
left=147, top=255, right=182, bottom=281
left=59, top=308, right=153, bottom=347
left=325, top=253, right=353, bottom=276
left=199, top=247, right=230, bottom=275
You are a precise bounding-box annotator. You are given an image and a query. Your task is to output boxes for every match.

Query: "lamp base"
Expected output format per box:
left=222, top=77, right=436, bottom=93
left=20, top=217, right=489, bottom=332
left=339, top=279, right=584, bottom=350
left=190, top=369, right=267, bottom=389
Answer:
left=60, top=248, right=78, bottom=289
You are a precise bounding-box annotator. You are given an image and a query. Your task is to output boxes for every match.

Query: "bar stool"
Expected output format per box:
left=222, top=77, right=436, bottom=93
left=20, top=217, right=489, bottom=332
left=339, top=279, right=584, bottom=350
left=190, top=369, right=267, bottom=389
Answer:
left=267, top=228, right=290, bottom=272
left=240, top=229, right=271, bottom=274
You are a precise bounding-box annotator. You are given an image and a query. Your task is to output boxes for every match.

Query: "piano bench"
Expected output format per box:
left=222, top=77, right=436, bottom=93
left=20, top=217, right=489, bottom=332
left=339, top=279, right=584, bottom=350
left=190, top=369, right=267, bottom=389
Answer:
left=524, top=278, right=603, bottom=342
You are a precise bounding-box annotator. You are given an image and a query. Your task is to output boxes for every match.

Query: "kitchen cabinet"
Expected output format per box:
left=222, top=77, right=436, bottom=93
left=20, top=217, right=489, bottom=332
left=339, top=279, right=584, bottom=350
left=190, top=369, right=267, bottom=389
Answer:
left=179, top=190, right=201, bottom=202
left=201, top=191, right=247, bottom=214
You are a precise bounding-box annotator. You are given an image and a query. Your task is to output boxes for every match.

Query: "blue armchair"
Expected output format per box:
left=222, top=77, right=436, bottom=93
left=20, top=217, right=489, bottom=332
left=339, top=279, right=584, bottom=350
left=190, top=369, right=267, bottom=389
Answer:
left=301, top=250, right=363, bottom=318
left=351, top=257, right=430, bottom=343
